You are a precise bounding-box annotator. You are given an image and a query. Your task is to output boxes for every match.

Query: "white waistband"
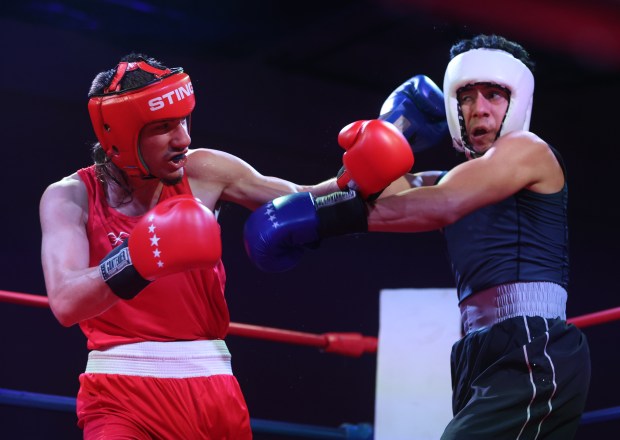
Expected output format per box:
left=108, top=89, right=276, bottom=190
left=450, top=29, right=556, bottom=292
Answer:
left=460, top=282, right=567, bottom=335
left=85, top=340, right=232, bottom=378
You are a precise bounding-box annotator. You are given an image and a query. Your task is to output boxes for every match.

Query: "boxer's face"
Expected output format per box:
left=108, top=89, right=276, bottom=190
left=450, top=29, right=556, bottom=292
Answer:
left=458, top=83, right=509, bottom=155
left=138, top=117, right=191, bottom=184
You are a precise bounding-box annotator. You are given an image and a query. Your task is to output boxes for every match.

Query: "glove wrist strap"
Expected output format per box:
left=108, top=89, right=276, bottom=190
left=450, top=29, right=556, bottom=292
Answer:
left=99, top=240, right=151, bottom=300
left=315, top=190, right=368, bottom=237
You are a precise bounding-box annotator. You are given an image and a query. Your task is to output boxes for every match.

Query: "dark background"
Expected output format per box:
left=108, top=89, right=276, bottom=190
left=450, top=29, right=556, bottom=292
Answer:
left=1, top=1, right=619, bottom=438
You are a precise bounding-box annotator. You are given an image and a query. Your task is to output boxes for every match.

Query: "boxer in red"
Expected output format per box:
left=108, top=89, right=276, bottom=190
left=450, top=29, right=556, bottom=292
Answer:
left=39, top=53, right=441, bottom=438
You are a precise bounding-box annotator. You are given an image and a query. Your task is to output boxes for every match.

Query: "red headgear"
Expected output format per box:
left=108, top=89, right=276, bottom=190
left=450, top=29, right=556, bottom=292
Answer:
left=88, top=61, right=196, bottom=177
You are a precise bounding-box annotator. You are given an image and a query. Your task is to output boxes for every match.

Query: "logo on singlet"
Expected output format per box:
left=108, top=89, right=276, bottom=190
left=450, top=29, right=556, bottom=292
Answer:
left=108, top=231, right=129, bottom=246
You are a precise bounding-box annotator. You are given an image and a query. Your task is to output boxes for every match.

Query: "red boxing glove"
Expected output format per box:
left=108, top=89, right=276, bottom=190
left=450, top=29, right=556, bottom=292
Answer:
left=129, top=195, right=222, bottom=279
left=336, top=119, right=414, bottom=199
left=99, top=195, right=222, bottom=299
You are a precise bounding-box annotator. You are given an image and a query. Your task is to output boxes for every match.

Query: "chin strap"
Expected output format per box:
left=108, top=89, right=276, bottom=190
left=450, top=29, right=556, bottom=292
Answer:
left=456, top=102, right=480, bottom=159
left=462, top=143, right=480, bottom=159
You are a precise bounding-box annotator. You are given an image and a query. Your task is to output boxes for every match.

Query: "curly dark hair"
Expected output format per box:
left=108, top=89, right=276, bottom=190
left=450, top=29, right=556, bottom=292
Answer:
left=450, top=34, right=535, bottom=73
left=88, top=53, right=168, bottom=97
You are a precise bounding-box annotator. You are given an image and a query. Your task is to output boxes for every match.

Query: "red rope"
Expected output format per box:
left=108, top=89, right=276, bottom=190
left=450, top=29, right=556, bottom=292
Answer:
left=0, top=290, right=377, bottom=357
left=567, top=307, right=620, bottom=329
left=0, top=290, right=49, bottom=308
left=4, top=289, right=619, bottom=351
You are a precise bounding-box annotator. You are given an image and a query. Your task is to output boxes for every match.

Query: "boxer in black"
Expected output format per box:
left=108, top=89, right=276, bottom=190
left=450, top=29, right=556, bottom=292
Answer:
left=244, top=34, right=591, bottom=439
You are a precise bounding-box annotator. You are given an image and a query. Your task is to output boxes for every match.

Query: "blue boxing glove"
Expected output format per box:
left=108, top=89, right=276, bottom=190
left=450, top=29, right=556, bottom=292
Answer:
left=244, top=191, right=367, bottom=273
left=379, top=74, right=448, bottom=153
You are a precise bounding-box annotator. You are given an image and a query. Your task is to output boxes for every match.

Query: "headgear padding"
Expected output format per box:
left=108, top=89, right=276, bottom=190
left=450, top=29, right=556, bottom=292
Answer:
left=88, top=63, right=195, bottom=177
left=443, top=48, right=534, bottom=153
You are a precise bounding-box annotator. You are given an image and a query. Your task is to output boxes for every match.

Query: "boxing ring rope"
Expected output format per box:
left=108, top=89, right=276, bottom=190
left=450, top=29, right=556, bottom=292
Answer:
left=2, top=289, right=620, bottom=436
left=566, top=306, right=620, bottom=329
left=0, top=290, right=377, bottom=357
left=0, top=387, right=373, bottom=439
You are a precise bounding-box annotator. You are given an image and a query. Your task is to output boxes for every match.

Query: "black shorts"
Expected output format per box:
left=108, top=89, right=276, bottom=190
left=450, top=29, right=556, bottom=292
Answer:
left=442, top=316, right=591, bottom=440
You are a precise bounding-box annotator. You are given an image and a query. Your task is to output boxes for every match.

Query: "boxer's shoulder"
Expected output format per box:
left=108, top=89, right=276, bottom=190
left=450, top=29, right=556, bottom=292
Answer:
left=41, top=173, right=88, bottom=213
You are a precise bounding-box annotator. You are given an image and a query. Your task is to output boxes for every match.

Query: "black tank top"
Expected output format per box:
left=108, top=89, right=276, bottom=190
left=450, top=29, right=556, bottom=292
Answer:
left=442, top=146, right=569, bottom=302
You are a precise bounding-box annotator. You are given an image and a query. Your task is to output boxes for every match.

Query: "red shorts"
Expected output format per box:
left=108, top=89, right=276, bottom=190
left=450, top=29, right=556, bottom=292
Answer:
left=77, top=373, right=251, bottom=439
left=76, top=340, right=251, bottom=439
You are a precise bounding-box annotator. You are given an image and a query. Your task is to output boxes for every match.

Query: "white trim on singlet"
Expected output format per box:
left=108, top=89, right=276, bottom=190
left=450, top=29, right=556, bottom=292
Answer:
left=85, top=340, right=232, bottom=378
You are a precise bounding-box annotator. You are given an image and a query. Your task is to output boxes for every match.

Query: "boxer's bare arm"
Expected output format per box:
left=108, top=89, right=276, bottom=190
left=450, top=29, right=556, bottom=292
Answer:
left=40, top=175, right=120, bottom=327
left=186, top=148, right=340, bottom=211
left=380, top=170, right=445, bottom=197
left=368, top=132, right=562, bottom=232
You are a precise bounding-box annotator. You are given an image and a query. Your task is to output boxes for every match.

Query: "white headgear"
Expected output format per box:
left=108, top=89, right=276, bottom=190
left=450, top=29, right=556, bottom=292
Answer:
left=443, top=48, right=535, bottom=154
